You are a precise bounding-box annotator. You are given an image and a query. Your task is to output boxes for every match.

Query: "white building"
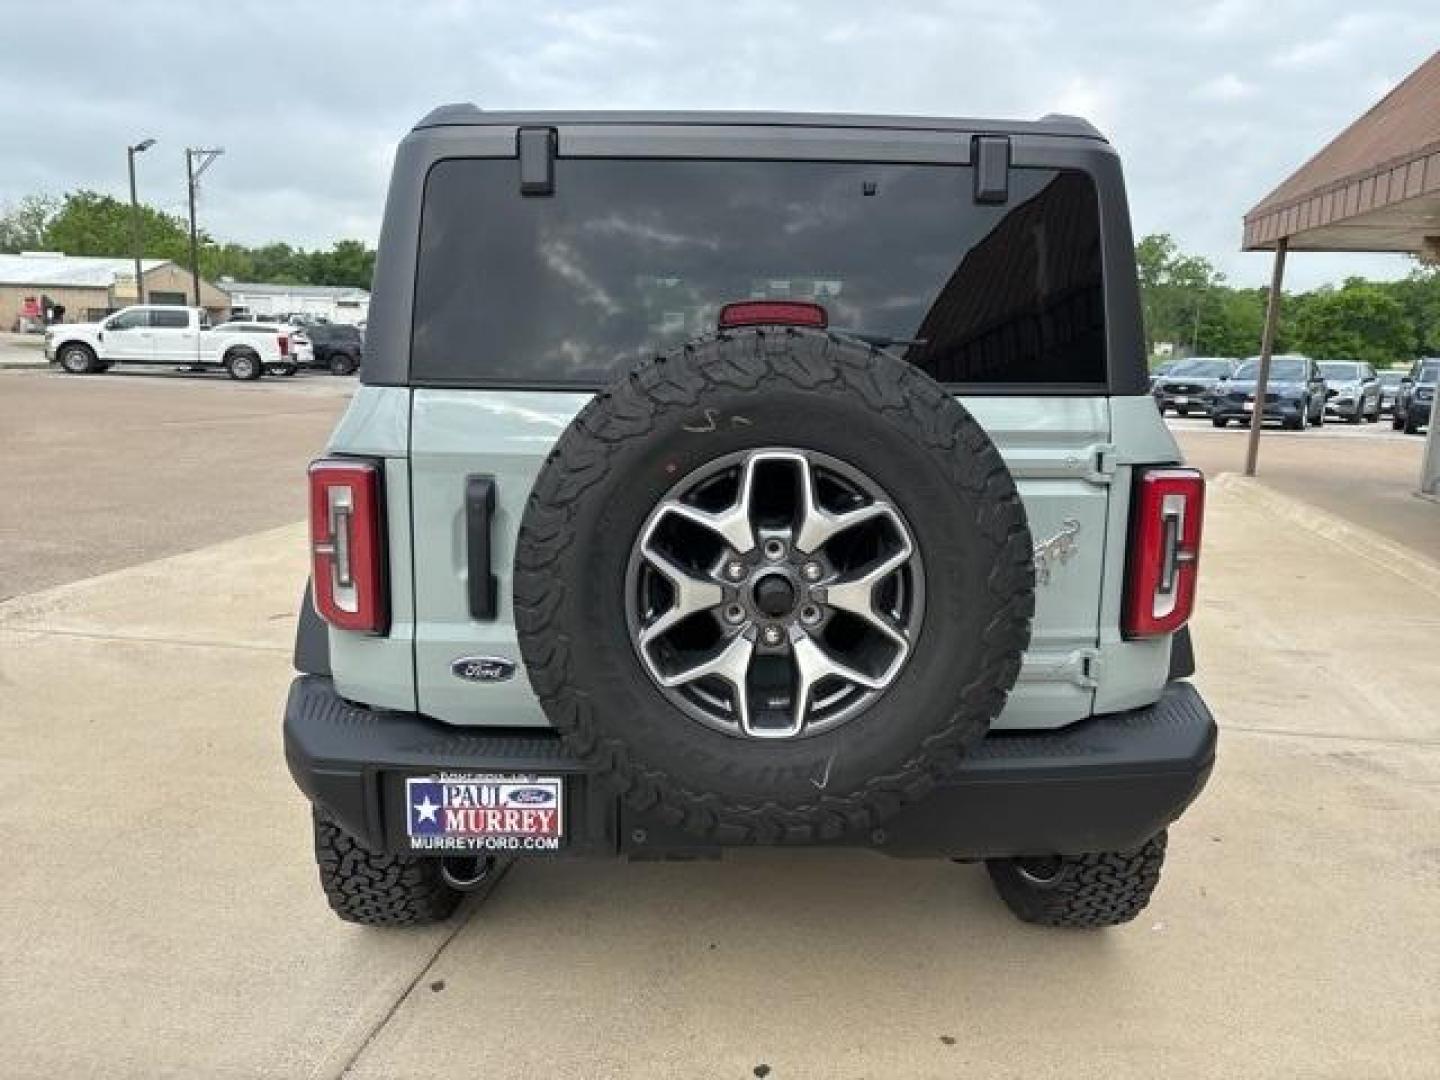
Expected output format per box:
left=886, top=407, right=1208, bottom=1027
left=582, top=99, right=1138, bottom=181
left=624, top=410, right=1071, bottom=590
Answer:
left=218, top=279, right=370, bottom=324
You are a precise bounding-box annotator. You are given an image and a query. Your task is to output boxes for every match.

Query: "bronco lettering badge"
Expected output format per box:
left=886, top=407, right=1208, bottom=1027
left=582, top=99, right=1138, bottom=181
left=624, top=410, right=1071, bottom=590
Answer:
left=451, top=656, right=517, bottom=683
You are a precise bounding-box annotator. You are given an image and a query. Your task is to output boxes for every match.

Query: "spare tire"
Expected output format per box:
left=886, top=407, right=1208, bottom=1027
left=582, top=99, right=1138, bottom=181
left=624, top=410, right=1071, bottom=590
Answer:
left=514, top=328, right=1033, bottom=842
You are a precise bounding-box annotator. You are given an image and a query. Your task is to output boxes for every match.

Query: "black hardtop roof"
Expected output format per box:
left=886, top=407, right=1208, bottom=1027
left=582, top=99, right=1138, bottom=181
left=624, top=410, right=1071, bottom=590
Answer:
left=413, top=104, right=1105, bottom=141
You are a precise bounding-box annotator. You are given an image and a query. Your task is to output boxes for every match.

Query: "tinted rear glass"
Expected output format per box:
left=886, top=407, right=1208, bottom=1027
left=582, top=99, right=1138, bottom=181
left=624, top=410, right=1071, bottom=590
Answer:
left=412, top=158, right=1107, bottom=388
left=1319, top=362, right=1361, bottom=380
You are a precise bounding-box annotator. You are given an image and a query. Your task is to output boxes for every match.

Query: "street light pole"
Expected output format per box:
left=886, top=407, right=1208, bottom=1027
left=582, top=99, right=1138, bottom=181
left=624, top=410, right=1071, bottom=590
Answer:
left=126, top=139, right=156, bottom=305
left=184, top=147, right=224, bottom=306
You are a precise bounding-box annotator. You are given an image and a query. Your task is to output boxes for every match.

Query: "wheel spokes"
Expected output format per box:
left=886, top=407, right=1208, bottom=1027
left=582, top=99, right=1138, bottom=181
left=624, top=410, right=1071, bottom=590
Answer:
left=636, top=544, right=725, bottom=648
left=628, top=446, right=924, bottom=740
left=655, top=631, right=755, bottom=733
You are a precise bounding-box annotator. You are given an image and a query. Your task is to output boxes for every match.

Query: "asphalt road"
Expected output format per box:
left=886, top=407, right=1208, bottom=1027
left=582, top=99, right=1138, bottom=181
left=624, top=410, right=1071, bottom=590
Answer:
left=0, top=367, right=349, bottom=599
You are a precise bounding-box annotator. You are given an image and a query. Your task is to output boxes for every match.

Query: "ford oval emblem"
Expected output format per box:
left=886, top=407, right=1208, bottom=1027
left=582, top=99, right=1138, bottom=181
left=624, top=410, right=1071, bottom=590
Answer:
left=508, top=787, right=555, bottom=805
left=451, top=656, right=517, bottom=683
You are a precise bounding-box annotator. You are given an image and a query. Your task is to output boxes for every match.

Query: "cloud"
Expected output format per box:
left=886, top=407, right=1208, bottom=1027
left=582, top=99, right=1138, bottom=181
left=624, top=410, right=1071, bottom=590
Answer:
left=2, top=0, right=1438, bottom=291
left=1192, top=73, right=1255, bottom=102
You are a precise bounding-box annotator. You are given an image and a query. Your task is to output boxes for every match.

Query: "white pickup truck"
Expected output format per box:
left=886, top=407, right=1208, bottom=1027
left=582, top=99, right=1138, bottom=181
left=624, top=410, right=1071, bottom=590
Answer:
left=45, top=305, right=293, bottom=381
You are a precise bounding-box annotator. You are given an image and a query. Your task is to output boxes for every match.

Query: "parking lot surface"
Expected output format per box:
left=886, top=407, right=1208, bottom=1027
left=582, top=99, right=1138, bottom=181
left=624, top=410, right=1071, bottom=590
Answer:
left=1, top=374, right=1437, bottom=1078
left=0, top=368, right=349, bottom=599
left=1168, top=414, right=1437, bottom=562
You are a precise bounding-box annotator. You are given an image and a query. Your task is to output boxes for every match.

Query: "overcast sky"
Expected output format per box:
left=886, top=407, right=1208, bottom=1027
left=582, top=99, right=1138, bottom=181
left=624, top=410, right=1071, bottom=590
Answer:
left=3, top=1, right=1437, bottom=290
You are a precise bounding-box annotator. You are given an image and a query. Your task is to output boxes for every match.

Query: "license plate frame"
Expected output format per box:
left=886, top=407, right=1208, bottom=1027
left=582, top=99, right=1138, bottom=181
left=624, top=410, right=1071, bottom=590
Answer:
left=402, top=772, right=565, bottom=854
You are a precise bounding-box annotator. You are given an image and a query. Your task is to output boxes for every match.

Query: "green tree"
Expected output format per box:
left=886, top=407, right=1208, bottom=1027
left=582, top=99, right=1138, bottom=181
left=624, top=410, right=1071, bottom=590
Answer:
left=42, top=190, right=194, bottom=263
left=1383, top=267, right=1440, bottom=357
left=1290, top=278, right=1413, bottom=366
left=1134, top=232, right=1227, bottom=355
left=0, top=194, right=60, bottom=252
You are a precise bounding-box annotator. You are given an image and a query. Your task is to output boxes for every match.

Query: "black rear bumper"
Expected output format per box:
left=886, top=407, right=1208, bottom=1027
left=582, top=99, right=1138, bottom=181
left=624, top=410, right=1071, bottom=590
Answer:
left=284, top=676, right=1217, bottom=860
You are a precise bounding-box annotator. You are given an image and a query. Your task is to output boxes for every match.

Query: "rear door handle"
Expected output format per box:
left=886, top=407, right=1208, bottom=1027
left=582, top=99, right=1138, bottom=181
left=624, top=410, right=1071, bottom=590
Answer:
left=465, top=476, right=498, bottom=620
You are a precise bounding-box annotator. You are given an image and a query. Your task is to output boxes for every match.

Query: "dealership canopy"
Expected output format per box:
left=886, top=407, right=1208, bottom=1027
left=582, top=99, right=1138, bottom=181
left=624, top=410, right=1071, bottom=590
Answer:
left=1239, top=48, right=1440, bottom=491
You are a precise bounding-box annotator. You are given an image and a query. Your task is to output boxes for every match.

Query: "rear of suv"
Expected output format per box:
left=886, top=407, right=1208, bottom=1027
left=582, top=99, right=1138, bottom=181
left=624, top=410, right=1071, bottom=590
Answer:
left=284, top=108, right=1217, bottom=930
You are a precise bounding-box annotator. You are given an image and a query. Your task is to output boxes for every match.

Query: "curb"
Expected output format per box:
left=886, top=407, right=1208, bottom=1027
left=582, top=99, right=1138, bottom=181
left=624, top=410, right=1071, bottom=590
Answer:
left=1210, top=472, right=1440, bottom=598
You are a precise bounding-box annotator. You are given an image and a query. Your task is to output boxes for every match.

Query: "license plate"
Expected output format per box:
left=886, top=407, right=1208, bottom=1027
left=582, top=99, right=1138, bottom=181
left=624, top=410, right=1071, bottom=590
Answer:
left=404, top=773, right=564, bottom=853
left=1243, top=401, right=1255, bottom=412
left=1175, top=395, right=1189, bottom=405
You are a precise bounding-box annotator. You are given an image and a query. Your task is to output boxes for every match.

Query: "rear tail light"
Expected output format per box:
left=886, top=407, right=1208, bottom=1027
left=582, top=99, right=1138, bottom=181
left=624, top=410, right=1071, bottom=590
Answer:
left=718, top=300, right=828, bottom=330
left=278, top=334, right=291, bottom=357
left=308, top=458, right=387, bottom=634
left=1123, top=468, right=1204, bottom=639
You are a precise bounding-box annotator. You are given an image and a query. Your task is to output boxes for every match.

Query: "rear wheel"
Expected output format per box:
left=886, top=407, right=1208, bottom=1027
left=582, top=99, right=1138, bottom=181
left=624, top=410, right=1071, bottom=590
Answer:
left=58, top=343, right=99, bottom=374
left=1211, top=417, right=1227, bottom=428
left=986, top=832, right=1168, bottom=928
left=225, top=349, right=262, bottom=381
left=312, top=808, right=464, bottom=926
left=328, top=352, right=358, bottom=376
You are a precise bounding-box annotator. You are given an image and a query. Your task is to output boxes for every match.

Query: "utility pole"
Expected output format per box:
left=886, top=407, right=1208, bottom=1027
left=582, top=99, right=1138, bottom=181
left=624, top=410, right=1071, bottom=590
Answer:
left=126, top=139, right=156, bottom=304
left=185, top=147, right=224, bottom=306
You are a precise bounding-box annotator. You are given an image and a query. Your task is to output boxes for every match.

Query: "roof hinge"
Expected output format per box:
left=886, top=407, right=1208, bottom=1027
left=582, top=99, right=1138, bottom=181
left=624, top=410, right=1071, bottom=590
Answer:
left=517, top=126, right=557, bottom=196
left=972, top=135, right=1011, bottom=204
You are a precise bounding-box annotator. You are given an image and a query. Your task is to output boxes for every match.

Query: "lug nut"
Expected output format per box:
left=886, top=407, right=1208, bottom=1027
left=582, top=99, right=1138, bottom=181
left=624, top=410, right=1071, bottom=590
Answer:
left=761, top=624, right=784, bottom=646
left=725, top=560, right=746, bottom=581
left=723, top=603, right=746, bottom=625
left=800, top=604, right=822, bottom=626
left=763, top=539, right=786, bottom=561
left=801, top=561, right=823, bottom=582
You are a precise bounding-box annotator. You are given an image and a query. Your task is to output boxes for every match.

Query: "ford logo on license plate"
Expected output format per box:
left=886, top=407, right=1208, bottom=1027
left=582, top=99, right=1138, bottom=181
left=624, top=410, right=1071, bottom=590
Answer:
left=452, top=656, right=518, bottom=683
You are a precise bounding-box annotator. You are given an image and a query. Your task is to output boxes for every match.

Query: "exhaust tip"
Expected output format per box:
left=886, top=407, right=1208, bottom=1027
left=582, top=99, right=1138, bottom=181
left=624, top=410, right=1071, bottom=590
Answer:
left=439, top=855, right=498, bottom=892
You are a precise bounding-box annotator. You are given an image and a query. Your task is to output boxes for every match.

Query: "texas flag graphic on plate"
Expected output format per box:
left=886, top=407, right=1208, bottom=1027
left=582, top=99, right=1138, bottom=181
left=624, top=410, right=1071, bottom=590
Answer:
left=405, top=773, right=563, bottom=852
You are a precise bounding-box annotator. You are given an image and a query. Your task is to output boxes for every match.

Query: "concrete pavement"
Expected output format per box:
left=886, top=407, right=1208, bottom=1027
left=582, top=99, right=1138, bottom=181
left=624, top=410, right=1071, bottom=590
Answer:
left=2, top=481, right=1436, bottom=1078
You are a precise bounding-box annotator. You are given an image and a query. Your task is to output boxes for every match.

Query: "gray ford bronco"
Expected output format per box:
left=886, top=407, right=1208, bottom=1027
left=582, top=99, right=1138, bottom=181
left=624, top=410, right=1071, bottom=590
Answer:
left=284, top=108, right=1217, bottom=929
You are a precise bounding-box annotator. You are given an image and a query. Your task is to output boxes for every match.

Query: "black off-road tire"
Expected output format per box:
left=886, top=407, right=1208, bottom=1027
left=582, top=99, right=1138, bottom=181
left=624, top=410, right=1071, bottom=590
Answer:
left=986, top=832, right=1168, bottom=928
left=312, top=808, right=461, bottom=926
left=514, top=328, right=1034, bottom=844
left=328, top=351, right=358, bottom=376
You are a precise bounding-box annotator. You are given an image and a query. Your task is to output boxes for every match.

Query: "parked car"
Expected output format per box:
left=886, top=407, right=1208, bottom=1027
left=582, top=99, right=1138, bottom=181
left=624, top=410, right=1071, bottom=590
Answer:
left=45, top=305, right=292, bottom=380
left=1378, top=370, right=1408, bottom=415
left=211, top=320, right=313, bottom=375
left=298, top=320, right=362, bottom=375
left=1148, top=359, right=1178, bottom=388
left=283, top=107, right=1217, bottom=932
left=1392, top=359, right=1438, bottom=434
left=1317, top=361, right=1381, bottom=423
left=1210, top=355, right=1326, bottom=430
left=1151, top=357, right=1234, bottom=416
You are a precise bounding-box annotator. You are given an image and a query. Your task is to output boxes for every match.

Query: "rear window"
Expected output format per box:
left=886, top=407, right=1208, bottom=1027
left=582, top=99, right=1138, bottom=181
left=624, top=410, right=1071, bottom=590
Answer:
left=412, top=158, right=1107, bottom=389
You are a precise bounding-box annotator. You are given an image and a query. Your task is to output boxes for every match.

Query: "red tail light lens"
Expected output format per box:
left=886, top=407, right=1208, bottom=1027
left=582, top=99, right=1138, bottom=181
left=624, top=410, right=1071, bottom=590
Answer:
left=718, top=300, right=828, bottom=330
left=309, top=458, right=387, bottom=634
left=1123, top=468, right=1204, bottom=639
left=278, top=334, right=291, bottom=356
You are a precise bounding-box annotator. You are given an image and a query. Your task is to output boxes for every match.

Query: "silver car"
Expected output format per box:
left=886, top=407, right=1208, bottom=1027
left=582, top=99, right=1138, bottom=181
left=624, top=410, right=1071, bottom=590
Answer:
left=1318, top=361, right=1381, bottom=423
